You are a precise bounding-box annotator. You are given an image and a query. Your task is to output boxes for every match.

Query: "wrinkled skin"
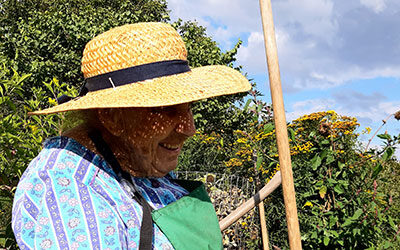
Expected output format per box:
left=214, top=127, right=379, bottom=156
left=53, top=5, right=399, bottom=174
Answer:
left=64, top=103, right=196, bottom=177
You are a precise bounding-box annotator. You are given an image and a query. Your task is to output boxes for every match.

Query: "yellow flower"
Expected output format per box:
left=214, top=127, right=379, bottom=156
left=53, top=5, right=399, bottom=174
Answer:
left=249, top=177, right=253, bottom=182
left=303, top=201, right=313, bottom=208
left=29, top=125, right=38, bottom=135
left=48, top=97, right=57, bottom=106
left=236, top=138, right=248, bottom=144
left=224, top=158, right=243, bottom=167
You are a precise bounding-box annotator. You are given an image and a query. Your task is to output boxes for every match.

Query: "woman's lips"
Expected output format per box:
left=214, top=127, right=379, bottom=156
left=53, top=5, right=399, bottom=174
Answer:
left=159, top=142, right=181, bottom=153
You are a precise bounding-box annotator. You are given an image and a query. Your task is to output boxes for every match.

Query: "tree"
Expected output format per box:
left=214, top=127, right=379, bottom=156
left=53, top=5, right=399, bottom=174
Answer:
left=0, top=0, right=170, bottom=92
left=174, top=19, right=252, bottom=135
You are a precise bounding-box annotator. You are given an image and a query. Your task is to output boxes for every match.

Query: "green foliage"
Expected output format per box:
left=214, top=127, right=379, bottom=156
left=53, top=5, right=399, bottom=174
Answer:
left=173, top=19, right=252, bottom=135
left=0, top=0, right=169, bottom=93
left=0, top=66, right=76, bottom=248
left=262, top=112, right=400, bottom=249
left=175, top=20, right=255, bottom=175
left=177, top=94, right=264, bottom=175
left=173, top=19, right=241, bottom=68
left=196, top=104, right=400, bottom=248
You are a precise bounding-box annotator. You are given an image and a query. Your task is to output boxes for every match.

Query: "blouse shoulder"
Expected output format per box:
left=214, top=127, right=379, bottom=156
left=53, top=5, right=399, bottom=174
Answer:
left=12, top=136, right=124, bottom=249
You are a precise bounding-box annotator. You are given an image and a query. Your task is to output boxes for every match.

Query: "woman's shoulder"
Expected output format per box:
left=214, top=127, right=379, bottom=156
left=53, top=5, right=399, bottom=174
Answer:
left=18, top=136, right=115, bottom=189
left=27, top=136, right=96, bottom=172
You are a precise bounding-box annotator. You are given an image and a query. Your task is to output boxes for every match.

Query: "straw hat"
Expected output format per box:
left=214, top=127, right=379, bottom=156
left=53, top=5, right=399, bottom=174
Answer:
left=31, top=22, right=251, bottom=115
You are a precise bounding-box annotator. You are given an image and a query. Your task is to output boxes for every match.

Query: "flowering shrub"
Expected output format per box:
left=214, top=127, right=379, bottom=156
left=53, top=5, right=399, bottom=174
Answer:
left=182, top=93, right=400, bottom=249
left=264, top=111, right=400, bottom=249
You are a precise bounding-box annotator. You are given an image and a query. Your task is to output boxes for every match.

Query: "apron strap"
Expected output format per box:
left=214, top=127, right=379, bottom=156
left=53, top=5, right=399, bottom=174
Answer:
left=88, top=130, right=154, bottom=250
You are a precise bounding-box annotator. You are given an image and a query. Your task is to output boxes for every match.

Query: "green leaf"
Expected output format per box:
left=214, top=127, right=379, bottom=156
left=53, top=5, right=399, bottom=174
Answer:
left=268, top=161, right=275, bottom=169
left=243, top=99, right=252, bottom=111
left=335, top=169, right=342, bottom=178
left=384, top=241, right=393, bottom=249
left=320, top=139, right=330, bottom=145
left=326, top=152, right=335, bottom=165
left=323, top=236, right=330, bottom=246
left=334, top=184, right=344, bottom=194
left=288, top=127, right=296, bottom=142
left=263, top=123, right=274, bottom=133
left=193, top=113, right=202, bottom=120
left=372, top=163, right=383, bottom=179
left=319, top=185, right=327, bottom=199
left=352, top=228, right=360, bottom=236
left=320, top=149, right=328, bottom=159
left=311, top=231, right=317, bottom=239
left=329, top=216, right=338, bottom=227
left=311, top=155, right=322, bottom=170
left=382, top=147, right=394, bottom=161
left=16, top=73, right=31, bottom=86
left=377, top=133, right=391, bottom=140
left=388, top=216, right=396, bottom=231
left=256, top=153, right=264, bottom=170
left=352, top=209, right=363, bottom=220
left=342, top=218, right=353, bottom=227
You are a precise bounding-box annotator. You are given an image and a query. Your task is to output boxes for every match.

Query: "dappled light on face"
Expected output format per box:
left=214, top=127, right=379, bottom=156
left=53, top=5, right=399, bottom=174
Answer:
left=110, top=103, right=195, bottom=177
left=175, top=112, right=196, bottom=136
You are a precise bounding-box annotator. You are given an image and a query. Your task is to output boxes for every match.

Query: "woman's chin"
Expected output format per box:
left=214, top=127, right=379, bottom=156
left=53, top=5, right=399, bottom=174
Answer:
left=151, top=161, right=178, bottom=177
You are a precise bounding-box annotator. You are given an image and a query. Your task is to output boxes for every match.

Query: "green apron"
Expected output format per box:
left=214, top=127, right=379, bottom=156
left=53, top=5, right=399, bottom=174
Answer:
left=89, top=131, right=223, bottom=250
left=152, top=179, right=223, bottom=250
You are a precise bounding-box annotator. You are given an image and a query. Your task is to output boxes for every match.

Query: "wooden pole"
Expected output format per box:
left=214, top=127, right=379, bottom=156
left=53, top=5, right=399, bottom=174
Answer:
left=258, top=201, right=270, bottom=249
left=258, top=0, right=302, bottom=249
left=220, top=171, right=281, bottom=231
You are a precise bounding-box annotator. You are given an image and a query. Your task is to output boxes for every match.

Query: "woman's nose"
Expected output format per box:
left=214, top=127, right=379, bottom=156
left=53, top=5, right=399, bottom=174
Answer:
left=175, top=108, right=196, bottom=137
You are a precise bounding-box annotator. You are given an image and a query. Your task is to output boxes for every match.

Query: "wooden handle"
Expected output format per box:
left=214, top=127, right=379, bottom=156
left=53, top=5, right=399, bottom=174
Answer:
left=259, top=201, right=270, bottom=249
left=258, top=0, right=302, bottom=249
left=219, top=171, right=281, bottom=231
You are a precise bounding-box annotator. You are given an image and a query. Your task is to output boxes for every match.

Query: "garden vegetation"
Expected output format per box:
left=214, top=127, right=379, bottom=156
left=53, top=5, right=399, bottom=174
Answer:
left=1, top=0, right=399, bottom=249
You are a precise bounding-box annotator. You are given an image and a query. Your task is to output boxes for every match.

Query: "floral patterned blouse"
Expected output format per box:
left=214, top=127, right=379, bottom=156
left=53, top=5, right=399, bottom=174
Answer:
left=12, top=136, right=189, bottom=249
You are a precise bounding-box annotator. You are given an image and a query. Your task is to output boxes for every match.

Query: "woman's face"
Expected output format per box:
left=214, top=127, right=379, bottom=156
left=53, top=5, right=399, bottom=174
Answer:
left=104, top=103, right=196, bottom=177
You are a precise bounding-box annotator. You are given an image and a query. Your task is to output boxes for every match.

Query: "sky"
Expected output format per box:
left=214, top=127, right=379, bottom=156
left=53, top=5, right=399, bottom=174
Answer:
left=168, top=0, right=400, bottom=157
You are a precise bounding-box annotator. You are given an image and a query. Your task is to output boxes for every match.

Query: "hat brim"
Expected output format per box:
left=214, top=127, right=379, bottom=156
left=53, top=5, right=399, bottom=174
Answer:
left=29, top=65, right=251, bottom=115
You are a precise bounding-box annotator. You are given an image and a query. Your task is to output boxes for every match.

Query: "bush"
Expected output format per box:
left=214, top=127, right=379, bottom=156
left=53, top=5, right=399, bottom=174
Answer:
left=0, top=66, right=76, bottom=248
left=0, top=0, right=170, bottom=92
left=212, top=97, right=400, bottom=248
left=262, top=111, right=400, bottom=249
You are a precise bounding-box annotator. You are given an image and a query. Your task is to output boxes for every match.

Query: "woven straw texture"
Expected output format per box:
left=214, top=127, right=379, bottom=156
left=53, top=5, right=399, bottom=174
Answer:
left=31, top=22, right=251, bottom=115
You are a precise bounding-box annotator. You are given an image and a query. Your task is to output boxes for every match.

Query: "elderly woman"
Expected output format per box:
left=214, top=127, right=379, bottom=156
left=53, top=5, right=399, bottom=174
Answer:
left=12, top=22, right=250, bottom=249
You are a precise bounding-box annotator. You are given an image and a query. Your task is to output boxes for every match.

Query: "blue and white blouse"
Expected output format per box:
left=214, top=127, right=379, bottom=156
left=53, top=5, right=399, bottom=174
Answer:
left=12, top=136, right=189, bottom=249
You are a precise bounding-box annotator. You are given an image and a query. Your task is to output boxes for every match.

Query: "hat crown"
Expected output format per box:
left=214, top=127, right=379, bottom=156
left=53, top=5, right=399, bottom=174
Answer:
left=81, top=22, right=187, bottom=79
